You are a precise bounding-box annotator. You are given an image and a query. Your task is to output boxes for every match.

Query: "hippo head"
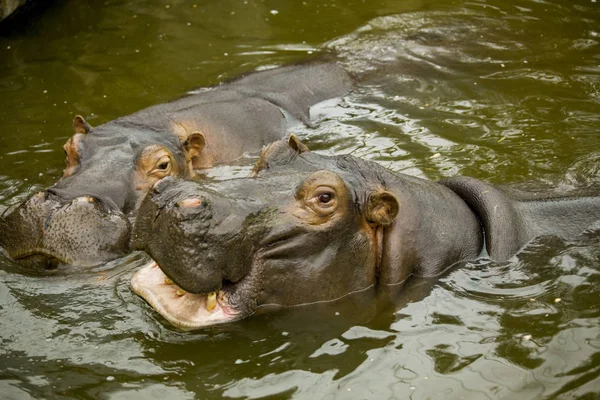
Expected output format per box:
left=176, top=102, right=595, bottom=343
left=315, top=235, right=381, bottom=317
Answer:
left=131, top=136, right=400, bottom=329
left=0, top=115, right=206, bottom=270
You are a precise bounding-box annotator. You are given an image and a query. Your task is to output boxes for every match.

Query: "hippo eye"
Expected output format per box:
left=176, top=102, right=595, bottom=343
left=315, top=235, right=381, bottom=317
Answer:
left=150, top=155, right=172, bottom=176
left=313, top=187, right=336, bottom=209
left=317, top=193, right=333, bottom=204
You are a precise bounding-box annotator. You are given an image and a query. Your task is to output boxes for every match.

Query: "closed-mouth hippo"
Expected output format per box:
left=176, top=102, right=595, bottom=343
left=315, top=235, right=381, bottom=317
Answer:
left=130, top=136, right=600, bottom=330
left=0, top=63, right=352, bottom=270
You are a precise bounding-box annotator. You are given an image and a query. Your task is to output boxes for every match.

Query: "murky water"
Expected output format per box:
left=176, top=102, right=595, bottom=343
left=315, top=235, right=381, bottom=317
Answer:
left=1, top=0, right=599, bottom=398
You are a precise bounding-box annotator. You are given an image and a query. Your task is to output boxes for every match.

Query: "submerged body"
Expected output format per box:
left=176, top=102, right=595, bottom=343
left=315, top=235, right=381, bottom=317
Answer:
left=0, top=63, right=352, bottom=270
left=131, top=136, right=600, bottom=329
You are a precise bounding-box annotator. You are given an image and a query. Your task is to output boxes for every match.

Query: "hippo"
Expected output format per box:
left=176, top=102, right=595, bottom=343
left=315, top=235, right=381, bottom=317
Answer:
left=130, top=136, right=600, bottom=330
left=0, top=63, right=352, bottom=270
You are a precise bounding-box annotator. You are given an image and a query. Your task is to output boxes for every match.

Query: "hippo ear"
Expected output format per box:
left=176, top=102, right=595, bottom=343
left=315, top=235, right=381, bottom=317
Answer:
left=251, top=135, right=309, bottom=176
left=288, top=134, right=310, bottom=153
left=366, top=190, right=399, bottom=226
left=73, top=115, right=92, bottom=134
left=184, top=132, right=206, bottom=168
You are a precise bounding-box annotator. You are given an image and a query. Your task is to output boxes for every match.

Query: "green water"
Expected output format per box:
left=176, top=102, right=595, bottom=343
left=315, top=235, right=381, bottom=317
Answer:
left=1, top=0, right=599, bottom=398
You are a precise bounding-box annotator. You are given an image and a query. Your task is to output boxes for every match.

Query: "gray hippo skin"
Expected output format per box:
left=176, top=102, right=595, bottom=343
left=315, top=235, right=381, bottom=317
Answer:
left=130, top=136, right=600, bottom=329
left=0, top=63, right=352, bottom=270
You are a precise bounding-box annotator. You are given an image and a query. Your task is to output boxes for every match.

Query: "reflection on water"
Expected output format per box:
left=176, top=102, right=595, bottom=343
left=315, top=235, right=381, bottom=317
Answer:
left=0, top=0, right=599, bottom=398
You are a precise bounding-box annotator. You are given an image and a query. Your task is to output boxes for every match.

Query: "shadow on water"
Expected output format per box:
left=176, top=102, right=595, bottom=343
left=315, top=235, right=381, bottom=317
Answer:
left=0, top=0, right=69, bottom=36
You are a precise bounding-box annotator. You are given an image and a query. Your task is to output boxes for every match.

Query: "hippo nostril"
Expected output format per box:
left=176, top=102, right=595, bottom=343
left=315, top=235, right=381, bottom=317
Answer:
left=177, top=198, right=203, bottom=208
left=45, top=188, right=61, bottom=198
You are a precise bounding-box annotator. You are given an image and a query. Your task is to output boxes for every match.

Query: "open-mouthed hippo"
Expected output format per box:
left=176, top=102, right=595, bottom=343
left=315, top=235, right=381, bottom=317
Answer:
left=0, top=63, right=352, bottom=270
left=131, top=136, right=600, bottom=329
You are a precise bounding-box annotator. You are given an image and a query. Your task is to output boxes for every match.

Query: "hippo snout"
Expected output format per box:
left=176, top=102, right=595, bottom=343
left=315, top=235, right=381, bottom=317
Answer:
left=133, top=182, right=224, bottom=294
left=0, top=190, right=132, bottom=269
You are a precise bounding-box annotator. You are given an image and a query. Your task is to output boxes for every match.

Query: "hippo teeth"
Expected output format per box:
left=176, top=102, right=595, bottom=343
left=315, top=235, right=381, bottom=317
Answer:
left=131, top=260, right=239, bottom=329
left=206, top=292, right=217, bottom=312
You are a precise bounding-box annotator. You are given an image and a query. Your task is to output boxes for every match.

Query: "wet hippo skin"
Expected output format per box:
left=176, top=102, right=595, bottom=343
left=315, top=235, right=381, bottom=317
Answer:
left=0, top=63, right=352, bottom=270
left=130, top=136, right=600, bottom=330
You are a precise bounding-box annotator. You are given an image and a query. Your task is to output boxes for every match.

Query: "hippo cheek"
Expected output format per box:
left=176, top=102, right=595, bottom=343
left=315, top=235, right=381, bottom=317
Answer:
left=1, top=194, right=131, bottom=268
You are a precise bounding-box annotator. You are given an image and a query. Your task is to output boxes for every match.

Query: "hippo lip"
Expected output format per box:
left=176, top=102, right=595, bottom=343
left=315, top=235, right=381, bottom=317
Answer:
left=131, top=260, right=239, bottom=330
left=10, top=249, right=72, bottom=269
left=12, top=248, right=65, bottom=262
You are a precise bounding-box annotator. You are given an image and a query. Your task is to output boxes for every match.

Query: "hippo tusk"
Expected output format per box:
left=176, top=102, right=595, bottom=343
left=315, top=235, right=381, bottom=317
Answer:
left=206, top=292, right=217, bottom=312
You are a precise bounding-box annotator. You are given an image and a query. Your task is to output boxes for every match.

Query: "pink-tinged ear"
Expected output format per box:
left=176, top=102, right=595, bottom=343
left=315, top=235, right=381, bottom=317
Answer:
left=288, top=134, right=310, bottom=153
left=73, top=115, right=92, bottom=134
left=366, top=190, right=399, bottom=226
left=183, top=131, right=206, bottom=168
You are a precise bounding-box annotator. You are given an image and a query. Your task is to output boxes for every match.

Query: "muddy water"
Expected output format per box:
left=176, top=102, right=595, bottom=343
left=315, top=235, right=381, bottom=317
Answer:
left=1, top=0, right=599, bottom=398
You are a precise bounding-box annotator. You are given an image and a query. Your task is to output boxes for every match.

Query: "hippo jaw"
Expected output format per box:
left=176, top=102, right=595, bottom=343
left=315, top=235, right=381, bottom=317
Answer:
left=131, top=261, right=241, bottom=330
left=130, top=177, right=267, bottom=328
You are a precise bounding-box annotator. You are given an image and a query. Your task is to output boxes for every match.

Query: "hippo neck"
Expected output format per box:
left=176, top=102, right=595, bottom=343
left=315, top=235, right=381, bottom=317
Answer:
left=372, top=168, right=484, bottom=286
left=440, top=176, right=600, bottom=261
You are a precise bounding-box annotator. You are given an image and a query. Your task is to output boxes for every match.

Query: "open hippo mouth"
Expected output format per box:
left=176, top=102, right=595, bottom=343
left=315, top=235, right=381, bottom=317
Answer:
left=131, top=261, right=240, bottom=329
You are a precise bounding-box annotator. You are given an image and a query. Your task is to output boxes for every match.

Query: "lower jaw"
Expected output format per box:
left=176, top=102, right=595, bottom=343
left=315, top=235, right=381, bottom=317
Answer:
left=131, top=260, right=240, bottom=330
